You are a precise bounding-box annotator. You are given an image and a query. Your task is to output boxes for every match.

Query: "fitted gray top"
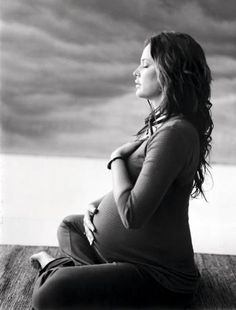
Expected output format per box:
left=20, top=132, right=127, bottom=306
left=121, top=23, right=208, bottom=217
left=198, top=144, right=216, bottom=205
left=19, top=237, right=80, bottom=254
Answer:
left=93, top=116, right=201, bottom=293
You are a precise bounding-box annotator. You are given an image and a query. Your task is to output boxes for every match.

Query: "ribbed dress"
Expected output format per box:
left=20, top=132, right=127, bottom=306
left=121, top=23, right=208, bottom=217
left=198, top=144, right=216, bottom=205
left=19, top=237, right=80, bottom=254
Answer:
left=93, top=116, right=201, bottom=294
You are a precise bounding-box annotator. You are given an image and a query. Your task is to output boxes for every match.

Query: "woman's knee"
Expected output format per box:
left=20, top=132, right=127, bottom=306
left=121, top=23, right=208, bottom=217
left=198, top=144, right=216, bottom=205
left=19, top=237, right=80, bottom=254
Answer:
left=60, top=214, right=83, bottom=228
left=57, top=214, right=83, bottom=237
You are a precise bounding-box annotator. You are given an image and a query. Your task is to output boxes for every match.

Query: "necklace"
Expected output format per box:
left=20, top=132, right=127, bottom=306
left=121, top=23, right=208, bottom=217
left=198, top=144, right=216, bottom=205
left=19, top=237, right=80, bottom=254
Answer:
left=145, top=111, right=167, bottom=136
left=136, top=110, right=168, bottom=140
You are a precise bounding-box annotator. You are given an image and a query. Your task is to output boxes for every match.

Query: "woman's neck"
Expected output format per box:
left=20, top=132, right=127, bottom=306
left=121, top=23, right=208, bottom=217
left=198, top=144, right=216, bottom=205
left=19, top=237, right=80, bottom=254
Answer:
left=147, top=97, right=162, bottom=112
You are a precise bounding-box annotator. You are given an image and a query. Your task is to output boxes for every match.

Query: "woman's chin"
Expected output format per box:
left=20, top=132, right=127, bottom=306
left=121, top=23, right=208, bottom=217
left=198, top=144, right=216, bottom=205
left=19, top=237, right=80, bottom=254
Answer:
left=135, top=90, right=146, bottom=99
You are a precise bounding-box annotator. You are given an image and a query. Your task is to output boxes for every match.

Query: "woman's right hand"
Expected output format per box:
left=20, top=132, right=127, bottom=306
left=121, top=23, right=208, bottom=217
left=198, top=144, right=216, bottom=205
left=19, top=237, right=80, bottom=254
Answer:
left=83, top=203, right=98, bottom=245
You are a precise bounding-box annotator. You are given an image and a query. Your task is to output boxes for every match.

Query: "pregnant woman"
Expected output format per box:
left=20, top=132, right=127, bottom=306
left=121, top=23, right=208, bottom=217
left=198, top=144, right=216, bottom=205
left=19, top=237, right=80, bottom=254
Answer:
left=31, top=31, right=213, bottom=309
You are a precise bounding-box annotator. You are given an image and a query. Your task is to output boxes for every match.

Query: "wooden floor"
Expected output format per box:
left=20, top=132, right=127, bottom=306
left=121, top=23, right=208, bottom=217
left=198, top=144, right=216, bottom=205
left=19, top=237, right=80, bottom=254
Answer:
left=0, top=245, right=235, bottom=309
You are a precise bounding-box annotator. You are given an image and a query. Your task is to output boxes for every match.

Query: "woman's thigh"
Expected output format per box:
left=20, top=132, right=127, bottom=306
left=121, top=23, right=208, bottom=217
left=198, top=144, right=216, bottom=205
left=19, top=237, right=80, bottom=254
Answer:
left=57, top=214, right=103, bottom=264
left=32, top=261, right=173, bottom=310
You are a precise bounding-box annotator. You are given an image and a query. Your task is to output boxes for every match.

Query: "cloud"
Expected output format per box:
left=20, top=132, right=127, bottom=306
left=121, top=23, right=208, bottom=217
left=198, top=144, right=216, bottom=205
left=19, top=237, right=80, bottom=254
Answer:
left=211, top=78, right=236, bottom=99
left=65, top=0, right=236, bottom=56
left=208, top=56, right=236, bottom=79
left=1, top=0, right=236, bottom=162
left=198, top=0, right=236, bottom=21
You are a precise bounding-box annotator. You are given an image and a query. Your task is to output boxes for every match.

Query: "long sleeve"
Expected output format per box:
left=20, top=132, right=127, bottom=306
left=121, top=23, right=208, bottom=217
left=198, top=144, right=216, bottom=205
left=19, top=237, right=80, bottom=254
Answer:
left=116, top=124, right=194, bottom=229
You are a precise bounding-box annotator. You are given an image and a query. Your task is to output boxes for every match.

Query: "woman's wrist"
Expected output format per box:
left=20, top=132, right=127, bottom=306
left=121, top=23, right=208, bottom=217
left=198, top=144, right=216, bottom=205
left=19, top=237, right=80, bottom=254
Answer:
left=107, top=155, right=123, bottom=170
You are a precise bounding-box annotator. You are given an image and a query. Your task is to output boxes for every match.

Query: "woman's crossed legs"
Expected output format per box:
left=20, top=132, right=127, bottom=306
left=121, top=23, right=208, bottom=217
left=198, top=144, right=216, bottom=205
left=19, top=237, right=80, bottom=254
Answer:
left=31, top=214, right=193, bottom=309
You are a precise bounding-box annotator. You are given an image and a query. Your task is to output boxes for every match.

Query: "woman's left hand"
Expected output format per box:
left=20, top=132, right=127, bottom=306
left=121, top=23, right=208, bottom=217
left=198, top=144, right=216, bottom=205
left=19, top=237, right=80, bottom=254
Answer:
left=110, top=140, right=143, bottom=159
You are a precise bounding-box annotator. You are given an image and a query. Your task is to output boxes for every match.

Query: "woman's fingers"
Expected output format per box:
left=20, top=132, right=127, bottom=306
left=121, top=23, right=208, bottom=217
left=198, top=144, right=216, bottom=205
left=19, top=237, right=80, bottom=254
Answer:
left=131, top=140, right=143, bottom=148
left=85, top=226, right=94, bottom=245
left=84, top=220, right=94, bottom=245
left=84, top=225, right=94, bottom=245
left=111, top=140, right=143, bottom=158
left=88, top=204, right=98, bottom=215
left=83, top=211, right=97, bottom=245
left=84, top=212, right=96, bottom=232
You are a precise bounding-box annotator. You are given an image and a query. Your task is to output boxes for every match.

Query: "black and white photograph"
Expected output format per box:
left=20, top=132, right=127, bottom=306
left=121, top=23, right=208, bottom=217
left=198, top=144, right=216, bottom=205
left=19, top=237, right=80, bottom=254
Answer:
left=0, top=0, right=236, bottom=309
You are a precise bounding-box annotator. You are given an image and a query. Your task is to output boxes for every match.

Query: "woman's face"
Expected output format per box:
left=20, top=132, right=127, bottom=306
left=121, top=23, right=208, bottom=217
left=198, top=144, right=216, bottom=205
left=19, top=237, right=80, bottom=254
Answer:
left=133, top=44, right=162, bottom=101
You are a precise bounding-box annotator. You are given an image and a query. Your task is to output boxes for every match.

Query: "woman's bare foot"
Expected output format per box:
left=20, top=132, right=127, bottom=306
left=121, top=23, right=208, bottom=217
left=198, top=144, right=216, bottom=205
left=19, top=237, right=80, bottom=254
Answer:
left=30, top=251, right=55, bottom=270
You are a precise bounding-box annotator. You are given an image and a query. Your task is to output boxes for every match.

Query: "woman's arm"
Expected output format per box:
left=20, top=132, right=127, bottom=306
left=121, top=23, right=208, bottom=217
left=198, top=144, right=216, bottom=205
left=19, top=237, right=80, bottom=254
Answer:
left=110, top=125, right=191, bottom=229
left=111, top=159, right=133, bottom=206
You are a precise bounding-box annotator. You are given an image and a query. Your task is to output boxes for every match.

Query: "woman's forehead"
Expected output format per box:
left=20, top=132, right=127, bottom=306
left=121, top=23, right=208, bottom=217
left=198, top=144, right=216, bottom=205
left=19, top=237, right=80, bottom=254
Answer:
left=141, top=44, right=153, bottom=61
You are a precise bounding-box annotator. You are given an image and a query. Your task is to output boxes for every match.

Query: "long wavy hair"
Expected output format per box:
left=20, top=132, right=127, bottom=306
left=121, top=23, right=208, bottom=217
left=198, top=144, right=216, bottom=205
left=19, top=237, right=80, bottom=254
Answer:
left=137, top=31, right=214, bottom=199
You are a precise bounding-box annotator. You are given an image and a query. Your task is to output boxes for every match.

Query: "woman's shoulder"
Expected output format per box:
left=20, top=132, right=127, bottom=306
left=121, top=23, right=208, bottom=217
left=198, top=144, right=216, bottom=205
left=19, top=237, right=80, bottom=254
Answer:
left=148, top=115, right=199, bottom=146
left=160, top=116, right=197, bottom=135
left=162, top=115, right=195, bottom=130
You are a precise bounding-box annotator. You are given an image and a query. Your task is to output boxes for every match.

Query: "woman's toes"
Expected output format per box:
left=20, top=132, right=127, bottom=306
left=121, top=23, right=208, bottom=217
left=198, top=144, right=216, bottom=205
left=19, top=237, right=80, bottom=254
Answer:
left=30, top=251, right=55, bottom=270
left=30, top=258, right=41, bottom=270
left=30, top=253, right=43, bottom=270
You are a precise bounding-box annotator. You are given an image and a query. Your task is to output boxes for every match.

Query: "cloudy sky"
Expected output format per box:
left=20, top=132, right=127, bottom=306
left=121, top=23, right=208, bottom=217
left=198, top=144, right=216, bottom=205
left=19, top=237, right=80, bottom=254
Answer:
left=1, top=0, right=236, bottom=163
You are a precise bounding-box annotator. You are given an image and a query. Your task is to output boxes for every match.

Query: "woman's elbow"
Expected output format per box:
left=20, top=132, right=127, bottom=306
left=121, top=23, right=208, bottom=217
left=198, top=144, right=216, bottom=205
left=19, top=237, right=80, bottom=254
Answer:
left=120, top=210, right=143, bottom=230
left=117, top=198, right=144, bottom=229
left=124, top=221, right=142, bottom=229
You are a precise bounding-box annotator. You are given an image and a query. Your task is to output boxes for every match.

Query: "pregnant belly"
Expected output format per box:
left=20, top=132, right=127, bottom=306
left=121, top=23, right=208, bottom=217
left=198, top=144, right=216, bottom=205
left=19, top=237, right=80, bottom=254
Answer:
left=93, top=191, right=131, bottom=259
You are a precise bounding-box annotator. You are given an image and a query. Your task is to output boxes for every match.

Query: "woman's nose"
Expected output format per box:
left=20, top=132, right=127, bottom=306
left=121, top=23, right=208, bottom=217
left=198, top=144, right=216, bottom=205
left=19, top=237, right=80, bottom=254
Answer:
left=133, top=67, right=140, bottom=77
